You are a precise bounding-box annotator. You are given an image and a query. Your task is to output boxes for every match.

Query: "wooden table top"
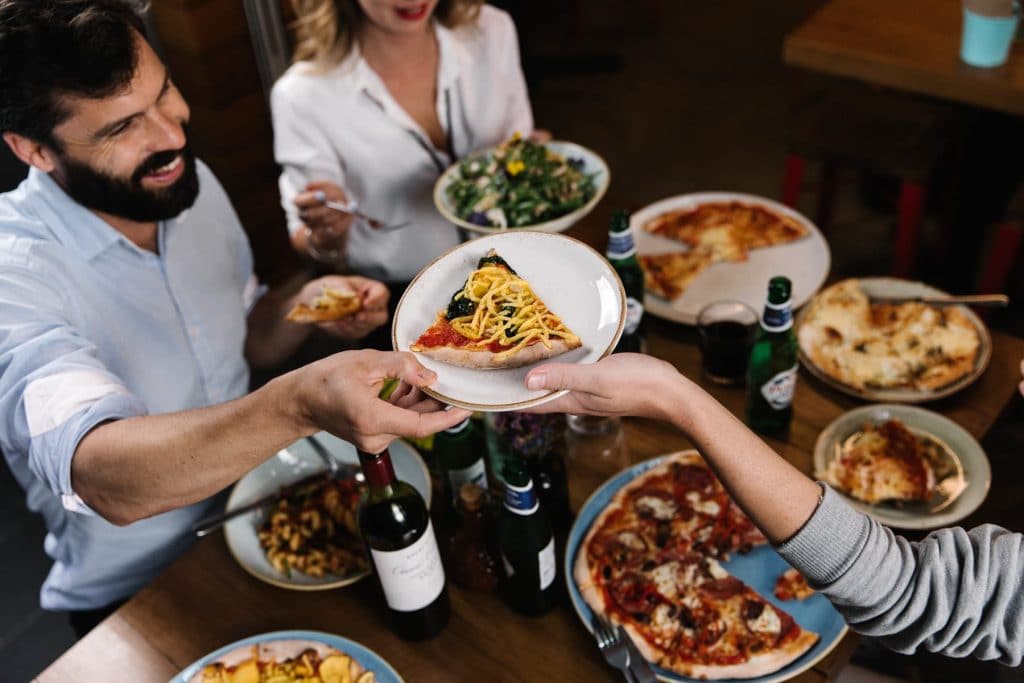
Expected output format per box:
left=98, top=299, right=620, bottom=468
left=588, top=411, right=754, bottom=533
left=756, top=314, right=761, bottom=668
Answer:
left=35, top=306, right=1024, bottom=682
left=783, top=0, right=1024, bottom=115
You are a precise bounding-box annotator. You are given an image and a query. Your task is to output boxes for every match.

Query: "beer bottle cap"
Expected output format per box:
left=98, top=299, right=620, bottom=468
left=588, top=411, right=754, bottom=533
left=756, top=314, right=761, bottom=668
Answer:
left=767, top=276, right=792, bottom=305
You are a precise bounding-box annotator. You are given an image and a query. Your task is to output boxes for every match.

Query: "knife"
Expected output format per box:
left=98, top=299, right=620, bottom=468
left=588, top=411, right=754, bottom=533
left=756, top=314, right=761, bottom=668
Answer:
left=867, top=293, right=1008, bottom=307
left=619, top=625, right=658, bottom=683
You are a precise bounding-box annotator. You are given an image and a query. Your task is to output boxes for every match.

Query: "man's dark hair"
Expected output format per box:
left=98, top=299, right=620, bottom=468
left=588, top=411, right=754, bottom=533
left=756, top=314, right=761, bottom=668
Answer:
left=0, top=1, right=150, bottom=147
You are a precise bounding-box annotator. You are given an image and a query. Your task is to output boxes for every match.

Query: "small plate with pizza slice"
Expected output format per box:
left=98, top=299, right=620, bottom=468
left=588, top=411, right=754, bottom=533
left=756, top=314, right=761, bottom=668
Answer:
left=393, top=231, right=625, bottom=411
left=813, top=404, right=990, bottom=529
left=633, top=193, right=831, bottom=325
left=569, top=450, right=847, bottom=679
left=566, top=451, right=847, bottom=683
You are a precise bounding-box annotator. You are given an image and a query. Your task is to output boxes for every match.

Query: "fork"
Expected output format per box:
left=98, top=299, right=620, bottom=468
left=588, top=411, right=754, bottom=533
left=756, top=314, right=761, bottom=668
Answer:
left=594, top=617, right=637, bottom=683
left=313, top=191, right=411, bottom=232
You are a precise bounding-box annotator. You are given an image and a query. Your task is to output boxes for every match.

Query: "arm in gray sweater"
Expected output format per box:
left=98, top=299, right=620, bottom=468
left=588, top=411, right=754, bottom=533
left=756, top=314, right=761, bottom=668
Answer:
left=777, top=486, right=1024, bottom=665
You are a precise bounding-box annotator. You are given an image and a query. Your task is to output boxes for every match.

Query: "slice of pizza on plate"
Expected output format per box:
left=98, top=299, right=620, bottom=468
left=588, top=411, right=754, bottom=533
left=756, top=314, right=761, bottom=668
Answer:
left=639, top=249, right=714, bottom=300
left=410, top=249, right=582, bottom=369
left=286, top=286, right=362, bottom=323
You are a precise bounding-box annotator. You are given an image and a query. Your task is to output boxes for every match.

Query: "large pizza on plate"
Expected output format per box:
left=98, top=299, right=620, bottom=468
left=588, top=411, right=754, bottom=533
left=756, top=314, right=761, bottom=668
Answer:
left=575, top=452, right=819, bottom=679
left=410, top=249, right=582, bottom=369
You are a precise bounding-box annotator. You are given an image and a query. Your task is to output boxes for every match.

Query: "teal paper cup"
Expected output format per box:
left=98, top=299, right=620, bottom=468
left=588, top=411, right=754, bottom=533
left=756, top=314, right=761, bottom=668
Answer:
left=961, top=6, right=1020, bottom=67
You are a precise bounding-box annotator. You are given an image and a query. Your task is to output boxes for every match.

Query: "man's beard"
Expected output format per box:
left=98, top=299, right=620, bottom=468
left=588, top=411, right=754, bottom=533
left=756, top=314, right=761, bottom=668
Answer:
left=55, top=143, right=200, bottom=223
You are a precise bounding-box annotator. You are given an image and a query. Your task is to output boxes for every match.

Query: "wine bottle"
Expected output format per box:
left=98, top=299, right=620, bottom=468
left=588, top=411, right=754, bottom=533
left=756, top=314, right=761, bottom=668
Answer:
left=497, top=458, right=557, bottom=616
left=357, top=448, right=450, bottom=640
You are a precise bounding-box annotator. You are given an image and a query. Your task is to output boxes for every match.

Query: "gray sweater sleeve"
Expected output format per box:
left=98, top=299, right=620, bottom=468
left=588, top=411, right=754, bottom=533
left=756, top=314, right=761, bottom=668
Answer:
left=775, top=485, right=1024, bottom=665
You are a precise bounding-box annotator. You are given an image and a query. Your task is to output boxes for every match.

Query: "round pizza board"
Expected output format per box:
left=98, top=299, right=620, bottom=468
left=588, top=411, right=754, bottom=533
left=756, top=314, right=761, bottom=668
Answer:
left=170, top=630, right=404, bottom=683
left=633, top=192, right=831, bottom=325
left=566, top=451, right=848, bottom=683
left=795, top=277, right=992, bottom=403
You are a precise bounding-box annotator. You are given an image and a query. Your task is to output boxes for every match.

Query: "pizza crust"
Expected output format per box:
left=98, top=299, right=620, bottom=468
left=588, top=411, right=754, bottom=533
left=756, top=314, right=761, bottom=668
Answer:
left=673, top=629, right=819, bottom=680
left=414, top=337, right=581, bottom=369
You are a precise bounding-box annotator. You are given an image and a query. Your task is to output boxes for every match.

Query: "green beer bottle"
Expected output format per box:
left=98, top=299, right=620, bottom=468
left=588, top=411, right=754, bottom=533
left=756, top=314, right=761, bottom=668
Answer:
left=497, top=458, right=557, bottom=616
left=607, top=210, right=645, bottom=354
left=435, top=417, right=488, bottom=508
left=745, top=276, right=799, bottom=437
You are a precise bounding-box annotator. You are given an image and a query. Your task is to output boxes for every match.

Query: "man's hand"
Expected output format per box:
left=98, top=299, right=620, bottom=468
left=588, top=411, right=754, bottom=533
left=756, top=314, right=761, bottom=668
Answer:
left=295, top=181, right=354, bottom=260
left=523, top=353, right=684, bottom=421
left=294, top=350, right=471, bottom=453
left=297, top=275, right=389, bottom=340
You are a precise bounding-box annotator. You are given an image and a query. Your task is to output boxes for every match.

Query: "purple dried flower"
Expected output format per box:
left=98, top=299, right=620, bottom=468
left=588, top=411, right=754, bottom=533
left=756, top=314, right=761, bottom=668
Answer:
left=468, top=211, right=489, bottom=226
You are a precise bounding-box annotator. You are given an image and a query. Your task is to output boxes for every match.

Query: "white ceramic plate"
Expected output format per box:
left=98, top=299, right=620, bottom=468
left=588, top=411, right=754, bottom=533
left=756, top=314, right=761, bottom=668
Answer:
left=433, top=140, right=610, bottom=235
left=814, top=404, right=991, bottom=529
left=633, top=192, right=831, bottom=325
left=795, top=277, right=992, bottom=403
left=392, top=231, right=625, bottom=411
left=224, top=434, right=429, bottom=591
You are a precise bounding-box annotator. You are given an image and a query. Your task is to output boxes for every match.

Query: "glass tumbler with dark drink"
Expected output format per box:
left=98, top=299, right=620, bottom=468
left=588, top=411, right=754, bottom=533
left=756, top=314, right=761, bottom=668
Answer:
left=697, top=301, right=758, bottom=385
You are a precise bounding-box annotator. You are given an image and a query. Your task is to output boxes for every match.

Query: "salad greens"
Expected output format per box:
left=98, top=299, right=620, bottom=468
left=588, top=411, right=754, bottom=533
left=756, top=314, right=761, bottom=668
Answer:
left=445, top=134, right=597, bottom=228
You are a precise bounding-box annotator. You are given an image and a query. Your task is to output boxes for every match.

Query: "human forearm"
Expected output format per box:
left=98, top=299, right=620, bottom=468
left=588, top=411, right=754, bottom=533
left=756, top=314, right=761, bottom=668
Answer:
left=664, top=378, right=822, bottom=543
left=71, top=373, right=310, bottom=525
left=245, top=282, right=313, bottom=367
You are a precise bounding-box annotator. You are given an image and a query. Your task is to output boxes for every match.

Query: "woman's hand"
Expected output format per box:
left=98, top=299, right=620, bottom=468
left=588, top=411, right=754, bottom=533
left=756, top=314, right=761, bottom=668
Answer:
left=523, top=353, right=686, bottom=421
left=294, top=181, right=355, bottom=261
left=297, top=275, right=389, bottom=340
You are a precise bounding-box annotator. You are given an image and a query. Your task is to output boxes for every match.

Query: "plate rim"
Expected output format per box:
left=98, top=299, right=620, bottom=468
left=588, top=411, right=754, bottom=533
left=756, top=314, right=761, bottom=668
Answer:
left=812, top=403, right=992, bottom=529
left=223, top=436, right=429, bottom=592
left=433, top=139, right=611, bottom=235
left=632, top=191, right=832, bottom=326
left=169, top=629, right=406, bottom=683
left=794, top=277, right=993, bottom=404
left=564, top=450, right=849, bottom=683
left=391, top=230, right=626, bottom=411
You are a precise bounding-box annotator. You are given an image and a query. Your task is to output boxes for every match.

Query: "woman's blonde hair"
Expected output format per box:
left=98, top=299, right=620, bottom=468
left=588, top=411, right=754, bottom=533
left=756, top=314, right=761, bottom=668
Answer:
left=289, top=0, right=485, bottom=68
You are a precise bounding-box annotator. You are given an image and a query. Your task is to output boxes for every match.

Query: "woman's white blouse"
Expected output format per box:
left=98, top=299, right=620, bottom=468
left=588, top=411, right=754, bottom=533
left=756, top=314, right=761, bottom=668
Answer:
left=271, top=5, right=534, bottom=282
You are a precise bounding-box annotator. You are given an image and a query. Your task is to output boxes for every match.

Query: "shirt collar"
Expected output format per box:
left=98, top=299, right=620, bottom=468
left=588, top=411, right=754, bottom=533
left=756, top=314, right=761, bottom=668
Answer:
left=26, top=167, right=178, bottom=261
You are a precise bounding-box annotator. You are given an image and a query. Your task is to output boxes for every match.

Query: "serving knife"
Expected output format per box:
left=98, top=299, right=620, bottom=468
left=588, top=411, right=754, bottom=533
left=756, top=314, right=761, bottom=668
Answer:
left=867, top=293, right=1008, bottom=307
left=191, top=460, right=362, bottom=537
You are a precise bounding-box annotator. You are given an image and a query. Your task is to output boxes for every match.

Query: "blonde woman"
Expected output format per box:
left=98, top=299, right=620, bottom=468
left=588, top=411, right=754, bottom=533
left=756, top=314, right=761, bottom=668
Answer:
left=272, top=0, right=535, bottom=287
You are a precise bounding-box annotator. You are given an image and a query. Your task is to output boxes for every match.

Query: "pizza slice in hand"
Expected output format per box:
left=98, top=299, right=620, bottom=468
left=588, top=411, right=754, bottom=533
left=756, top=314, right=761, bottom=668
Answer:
left=411, top=249, right=582, bottom=369
left=286, top=286, right=362, bottom=323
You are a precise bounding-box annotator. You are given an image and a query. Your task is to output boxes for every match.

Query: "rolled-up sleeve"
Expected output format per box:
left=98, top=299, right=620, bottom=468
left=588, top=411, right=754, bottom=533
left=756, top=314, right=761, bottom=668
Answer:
left=0, top=268, right=147, bottom=514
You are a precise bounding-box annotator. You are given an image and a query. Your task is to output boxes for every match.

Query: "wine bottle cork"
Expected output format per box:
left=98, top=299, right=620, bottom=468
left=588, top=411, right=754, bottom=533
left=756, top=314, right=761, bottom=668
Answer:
left=459, top=482, right=486, bottom=512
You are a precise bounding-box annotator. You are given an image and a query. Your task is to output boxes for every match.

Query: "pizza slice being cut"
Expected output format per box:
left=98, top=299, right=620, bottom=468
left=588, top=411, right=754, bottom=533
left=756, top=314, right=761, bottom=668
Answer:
left=639, top=249, right=714, bottom=300
left=286, top=286, right=362, bottom=323
left=410, top=249, right=582, bottom=369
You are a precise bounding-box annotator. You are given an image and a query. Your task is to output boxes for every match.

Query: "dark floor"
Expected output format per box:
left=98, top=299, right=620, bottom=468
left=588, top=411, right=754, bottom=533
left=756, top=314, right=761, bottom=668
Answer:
left=2, top=1, right=1023, bottom=681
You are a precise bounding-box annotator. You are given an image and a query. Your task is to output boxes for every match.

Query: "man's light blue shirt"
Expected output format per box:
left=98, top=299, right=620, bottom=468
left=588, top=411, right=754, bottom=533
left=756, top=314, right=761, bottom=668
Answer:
left=0, top=161, right=257, bottom=610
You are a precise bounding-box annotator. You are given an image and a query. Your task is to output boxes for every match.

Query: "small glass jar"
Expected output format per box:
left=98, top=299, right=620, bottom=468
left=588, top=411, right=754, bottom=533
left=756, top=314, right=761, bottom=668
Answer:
left=564, top=415, right=631, bottom=512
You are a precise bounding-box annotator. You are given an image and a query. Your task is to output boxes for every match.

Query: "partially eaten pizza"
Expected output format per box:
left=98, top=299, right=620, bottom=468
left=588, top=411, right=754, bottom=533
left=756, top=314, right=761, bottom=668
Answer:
left=410, top=249, right=582, bottom=369
left=641, top=201, right=810, bottom=300
left=286, top=286, right=362, bottom=323
left=820, top=419, right=936, bottom=505
left=575, top=452, right=820, bottom=679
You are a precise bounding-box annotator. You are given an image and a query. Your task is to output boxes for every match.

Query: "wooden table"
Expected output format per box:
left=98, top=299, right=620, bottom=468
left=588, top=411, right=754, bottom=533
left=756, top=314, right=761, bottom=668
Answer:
left=784, top=0, right=1024, bottom=115
left=35, top=307, right=1024, bottom=682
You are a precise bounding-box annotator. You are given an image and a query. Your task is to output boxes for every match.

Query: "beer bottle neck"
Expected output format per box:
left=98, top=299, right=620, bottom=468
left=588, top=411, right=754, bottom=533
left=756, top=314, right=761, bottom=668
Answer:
left=504, top=477, right=539, bottom=515
left=760, top=298, right=793, bottom=332
left=607, top=229, right=637, bottom=260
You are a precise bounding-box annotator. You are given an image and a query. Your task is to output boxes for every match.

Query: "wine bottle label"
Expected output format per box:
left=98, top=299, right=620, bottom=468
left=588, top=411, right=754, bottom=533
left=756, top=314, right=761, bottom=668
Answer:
left=370, top=521, right=445, bottom=612
left=504, top=480, right=539, bottom=515
left=447, top=458, right=488, bottom=502
left=623, top=297, right=644, bottom=335
left=760, top=365, right=798, bottom=409
left=761, top=300, right=793, bottom=332
left=538, top=537, right=556, bottom=590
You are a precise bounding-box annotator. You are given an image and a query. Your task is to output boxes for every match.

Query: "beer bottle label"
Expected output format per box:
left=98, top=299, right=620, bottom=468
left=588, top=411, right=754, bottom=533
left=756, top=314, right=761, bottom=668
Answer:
left=504, top=480, right=539, bottom=515
left=447, top=458, right=488, bottom=503
left=607, top=232, right=636, bottom=258
left=761, top=300, right=793, bottom=332
left=760, top=365, right=798, bottom=409
left=623, top=297, right=644, bottom=335
left=538, top=537, right=556, bottom=589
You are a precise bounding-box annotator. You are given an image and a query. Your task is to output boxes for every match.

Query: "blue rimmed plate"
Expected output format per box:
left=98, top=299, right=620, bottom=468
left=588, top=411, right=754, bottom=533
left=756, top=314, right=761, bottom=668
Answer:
left=565, top=451, right=848, bottom=683
left=170, top=630, right=404, bottom=683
